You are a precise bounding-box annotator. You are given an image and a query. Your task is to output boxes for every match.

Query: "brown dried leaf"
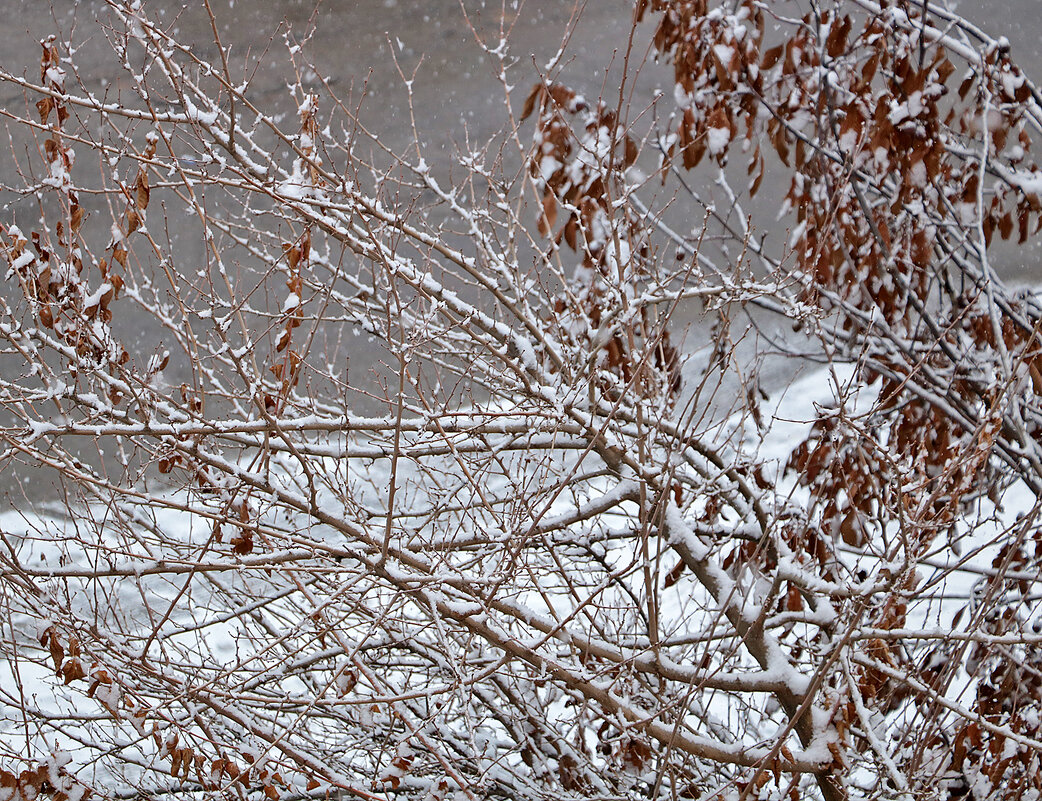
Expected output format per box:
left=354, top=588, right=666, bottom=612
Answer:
left=276, top=326, right=292, bottom=353
left=538, top=192, right=557, bottom=237
left=761, top=45, right=783, bottom=71
left=338, top=668, right=358, bottom=696
left=231, top=531, right=254, bottom=555
left=36, top=97, right=53, bottom=125
left=750, top=156, right=765, bottom=197
left=563, top=216, right=578, bottom=251
left=773, top=125, right=790, bottom=167
left=521, top=83, right=542, bottom=120
left=41, top=626, right=64, bottom=670
left=862, top=52, right=880, bottom=84
left=135, top=171, right=150, bottom=210
left=70, top=204, right=84, bottom=234
left=840, top=509, right=865, bottom=547
left=682, top=129, right=705, bottom=170
left=663, top=558, right=686, bottom=589
left=624, top=136, right=638, bottom=167
left=826, top=15, right=850, bottom=58
left=620, top=739, right=652, bottom=771
left=61, top=657, right=87, bottom=684
left=959, top=73, right=976, bottom=100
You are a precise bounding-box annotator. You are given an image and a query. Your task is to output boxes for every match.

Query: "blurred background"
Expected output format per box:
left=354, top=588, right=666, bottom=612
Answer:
left=0, top=0, right=1038, bottom=503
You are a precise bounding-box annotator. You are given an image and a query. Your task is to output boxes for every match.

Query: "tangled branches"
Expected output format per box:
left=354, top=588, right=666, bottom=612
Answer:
left=3, top=2, right=1042, bottom=800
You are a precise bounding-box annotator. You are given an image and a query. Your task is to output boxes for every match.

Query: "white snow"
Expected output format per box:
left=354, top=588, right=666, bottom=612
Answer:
left=707, top=124, right=731, bottom=155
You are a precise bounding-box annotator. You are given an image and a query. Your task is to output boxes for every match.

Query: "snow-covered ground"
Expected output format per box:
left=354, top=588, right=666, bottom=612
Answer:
left=3, top=356, right=1036, bottom=799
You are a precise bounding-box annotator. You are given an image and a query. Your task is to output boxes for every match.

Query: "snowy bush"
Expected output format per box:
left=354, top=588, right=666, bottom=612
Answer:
left=4, top=2, right=1042, bottom=799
